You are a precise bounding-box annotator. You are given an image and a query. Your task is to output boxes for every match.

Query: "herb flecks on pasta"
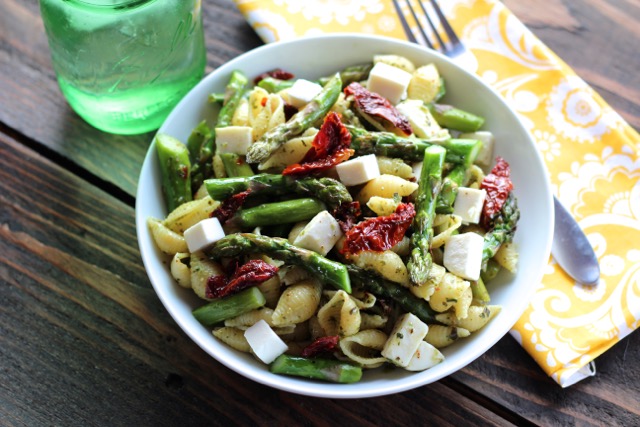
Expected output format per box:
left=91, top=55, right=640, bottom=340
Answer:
left=148, top=55, right=521, bottom=384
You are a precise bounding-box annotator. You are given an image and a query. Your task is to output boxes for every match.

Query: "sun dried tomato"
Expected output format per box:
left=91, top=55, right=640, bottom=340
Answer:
left=282, top=148, right=353, bottom=176
left=211, top=189, right=252, bottom=224
left=331, top=201, right=362, bottom=234
left=253, top=68, right=295, bottom=85
left=303, top=112, right=351, bottom=160
left=480, top=157, right=513, bottom=229
left=301, top=335, right=340, bottom=358
left=206, top=259, right=278, bottom=299
left=341, top=202, right=416, bottom=256
left=282, top=111, right=354, bottom=176
left=205, top=274, right=229, bottom=299
left=344, top=82, right=412, bottom=135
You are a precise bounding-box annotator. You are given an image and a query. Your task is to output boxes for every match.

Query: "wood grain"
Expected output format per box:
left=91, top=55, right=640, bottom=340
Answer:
left=454, top=334, right=640, bottom=426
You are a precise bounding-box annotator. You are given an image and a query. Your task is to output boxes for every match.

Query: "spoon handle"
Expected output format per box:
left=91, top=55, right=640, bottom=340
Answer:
left=551, top=196, right=600, bottom=286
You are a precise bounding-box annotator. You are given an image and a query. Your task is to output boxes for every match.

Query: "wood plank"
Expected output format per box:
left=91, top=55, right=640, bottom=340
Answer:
left=503, top=0, right=580, bottom=30
left=0, top=131, right=516, bottom=426
left=504, top=0, right=640, bottom=129
left=453, top=332, right=640, bottom=426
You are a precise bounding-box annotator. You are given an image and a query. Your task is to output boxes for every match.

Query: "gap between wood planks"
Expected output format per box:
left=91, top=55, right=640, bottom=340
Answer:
left=442, top=376, right=538, bottom=426
left=0, top=120, right=135, bottom=208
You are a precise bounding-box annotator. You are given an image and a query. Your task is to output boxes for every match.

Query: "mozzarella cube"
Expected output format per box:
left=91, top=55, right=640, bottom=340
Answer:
left=405, top=341, right=444, bottom=371
left=443, top=232, right=484, bottom=281
left=292, top=210, right=343, bottom=256
left=381, top=313, right=429, bottom=367
left=453, top=187, right=486, bottom=224
left=215, top=126, right=253, bottom=155
left=460, top=131, right=495, bottom=167
left=287, top=79, right=323, bottom=108
left=367, top=62, right=413, bottom=105
left=183, top=217, right=225, bottom=253
left=244, top=320, right=288, bottom=364
left=335, top=154, right=380, bottom=186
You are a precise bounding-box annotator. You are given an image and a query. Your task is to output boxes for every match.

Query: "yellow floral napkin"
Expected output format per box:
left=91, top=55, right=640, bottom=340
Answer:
left=232, top=0, right=640, bottom=387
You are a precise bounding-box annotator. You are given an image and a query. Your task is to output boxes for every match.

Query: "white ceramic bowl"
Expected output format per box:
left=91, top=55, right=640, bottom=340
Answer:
left=136, top=34, right=553, bottom=398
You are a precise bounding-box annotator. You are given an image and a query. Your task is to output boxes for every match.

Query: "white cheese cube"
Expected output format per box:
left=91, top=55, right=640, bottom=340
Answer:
left=243, top=320, right=288, bottom=364
left=453, top=187, right=486, bottom=224
left=381, top=313, right=429, bottom=367
left=292, top=210, right=343, bottom=256
left=335, top=154, right=380, bottom=186
left=367, top=62, right=413, bottom=105
left=460, top=131, right=495, bottom=167
left=287, top=79, right=323, bottom=108
left=405, top=341, right=444, bottom=371
left=183, top=217, right=225, bottom=253
left=443, top=232, right=484, bottom=281
left=215, top=126, right=253, bottom=155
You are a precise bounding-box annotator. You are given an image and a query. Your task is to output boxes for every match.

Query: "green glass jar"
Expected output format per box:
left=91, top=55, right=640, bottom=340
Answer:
left=39, top=0, right=206, bottom=135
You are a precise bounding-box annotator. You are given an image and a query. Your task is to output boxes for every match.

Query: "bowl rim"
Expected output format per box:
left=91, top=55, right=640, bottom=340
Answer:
left=136, top=33, right=554, bottom=398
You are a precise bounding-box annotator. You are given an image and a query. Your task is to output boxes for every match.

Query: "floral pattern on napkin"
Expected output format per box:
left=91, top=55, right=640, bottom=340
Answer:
left=233, top=0, right=640, bottom=387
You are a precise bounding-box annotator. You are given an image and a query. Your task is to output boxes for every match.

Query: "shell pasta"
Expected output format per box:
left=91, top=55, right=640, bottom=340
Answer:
left=148, top=54, right=520, bottom=383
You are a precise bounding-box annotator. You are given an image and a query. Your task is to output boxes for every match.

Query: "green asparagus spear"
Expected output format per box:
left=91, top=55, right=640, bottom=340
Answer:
left=206, top=233, right=351, bottom=293
left=208, top=93, right=225, bottom=104
left=216, top=70, right=249, bottom=128
left=471, top=277, right=491, bottom=303
left=427, top=103, right=485, bottom=133
left=155, top=134, right=193, bottom=212
left=257, top=77, right=295, bottom=93
left=346, top=265, right=439, bottom=324
left=205, top=174, right=283, bottom=199
left=270, top=354, right=362, bottom=383
left=187, top=120, right=212, bottom=162
left=187, top=121, right=215, bottom=193
left=192, top=286, right=266, bottom=326
left=318, top=63, right=374, bottom=88
left=233, top=198, right=325, bottom=228
left=204, top=174, right=352, bottom=210
left=246, top=73, right=342, bottom=164
left=446, top=139, right=483, bottom=169
left=482, top=193, right=520, bottom=269
left=481, top=259, right=501, bottom=282
left=219, top=153, right=254, bottom=177
left=347, top=125, right=481, bottom=166
left=408, top=145, right=446, bottom=285
left=435, top=164, right=466, bottom=214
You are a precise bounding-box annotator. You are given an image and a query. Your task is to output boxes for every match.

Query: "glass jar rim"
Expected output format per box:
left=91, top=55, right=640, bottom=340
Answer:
left=66, top=0, right=156, bottom=9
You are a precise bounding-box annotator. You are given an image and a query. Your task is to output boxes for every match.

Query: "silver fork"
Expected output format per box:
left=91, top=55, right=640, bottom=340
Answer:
left=393, top=0, right=600, bottom=286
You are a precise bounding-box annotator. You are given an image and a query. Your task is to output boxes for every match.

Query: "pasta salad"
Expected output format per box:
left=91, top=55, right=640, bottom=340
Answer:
left=148, top=54, right=520, bottom=383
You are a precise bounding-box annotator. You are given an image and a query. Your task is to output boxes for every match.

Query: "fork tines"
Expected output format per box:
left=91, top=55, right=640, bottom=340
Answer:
left=392, top=0, right=461, bottom=55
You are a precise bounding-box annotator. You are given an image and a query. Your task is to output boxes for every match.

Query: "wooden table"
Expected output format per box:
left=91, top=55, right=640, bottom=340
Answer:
left=1, top=1, right=638, bottom=425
